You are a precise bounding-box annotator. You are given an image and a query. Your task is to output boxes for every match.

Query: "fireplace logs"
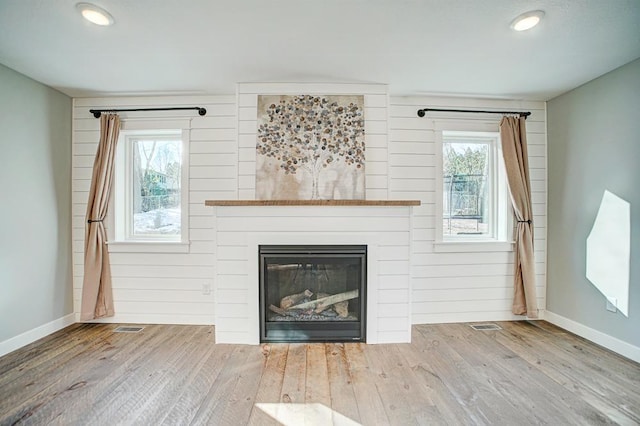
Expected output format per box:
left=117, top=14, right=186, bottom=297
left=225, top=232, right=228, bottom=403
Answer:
left=279, top=289, right=314, bottom=309
left=268, top=289, right=359, bottom=321
left=289, top=289, right=359, bottom=312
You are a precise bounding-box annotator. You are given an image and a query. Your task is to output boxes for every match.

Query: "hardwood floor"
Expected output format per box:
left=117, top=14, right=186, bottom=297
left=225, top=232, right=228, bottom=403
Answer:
left=0, top=321, right=638, bottom=425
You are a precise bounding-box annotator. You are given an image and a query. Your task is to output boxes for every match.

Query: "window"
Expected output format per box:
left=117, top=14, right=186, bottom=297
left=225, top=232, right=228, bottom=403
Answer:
left=109, top=124, right=189, bottom=251
left=437, top=129, right=511, bottom=249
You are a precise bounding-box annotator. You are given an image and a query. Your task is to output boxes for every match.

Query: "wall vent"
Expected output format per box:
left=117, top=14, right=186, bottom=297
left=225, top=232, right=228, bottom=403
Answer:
left=469, top=324, right=502, bottom=331
left=114, top=326, right=144, bottom=333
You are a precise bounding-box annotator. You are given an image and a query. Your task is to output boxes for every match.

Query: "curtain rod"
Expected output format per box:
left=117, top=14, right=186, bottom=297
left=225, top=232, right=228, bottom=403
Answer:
left=89, top=106, right=207, bottom=118
left=416, top=108, right=531, bottom=119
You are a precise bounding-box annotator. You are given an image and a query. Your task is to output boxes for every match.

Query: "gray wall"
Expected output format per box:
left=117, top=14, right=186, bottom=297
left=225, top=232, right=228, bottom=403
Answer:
left=0, top=64, right=73, bottom=342
left=547, top=58, right=640, bottom=348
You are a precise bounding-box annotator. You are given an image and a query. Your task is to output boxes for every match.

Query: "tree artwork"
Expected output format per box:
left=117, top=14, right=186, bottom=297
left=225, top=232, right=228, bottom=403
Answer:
left=256, top=95, right=365, bottom=200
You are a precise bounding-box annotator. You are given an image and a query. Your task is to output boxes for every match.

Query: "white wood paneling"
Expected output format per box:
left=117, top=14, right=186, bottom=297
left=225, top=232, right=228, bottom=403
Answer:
left=213, top=206, right=413, bottom=345
left=72, top=89, right=547, bottom=337
left=71, top=95, right=234, bottom=325
left=389, top=96, right=547, bottom=323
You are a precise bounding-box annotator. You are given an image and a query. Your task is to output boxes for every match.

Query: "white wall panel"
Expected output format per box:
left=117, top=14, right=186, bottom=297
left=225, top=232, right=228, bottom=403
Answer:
left=71, top=95, right=234, bottom=325
left=71, top=89, right=547, bottom=336
left=390, top=96, right=547, bottom=323
left=212, top=206, right=413, bottom=345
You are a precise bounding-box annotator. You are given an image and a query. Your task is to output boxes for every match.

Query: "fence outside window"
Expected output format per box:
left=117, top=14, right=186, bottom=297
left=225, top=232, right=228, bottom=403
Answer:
left=138, top=193, right=180, bottom=213
left=443, top=174, right=488, bottom=235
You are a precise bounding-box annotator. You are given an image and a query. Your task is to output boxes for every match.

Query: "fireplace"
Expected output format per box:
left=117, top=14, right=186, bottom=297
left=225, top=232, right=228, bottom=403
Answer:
left=259, top=245, right=367, bottom=343
left=208, top=203, right=414, bottom=344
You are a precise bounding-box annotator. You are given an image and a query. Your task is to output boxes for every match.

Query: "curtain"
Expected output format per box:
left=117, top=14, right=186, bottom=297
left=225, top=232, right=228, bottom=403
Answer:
left=80, top=114, right=121, bottom=320
left=499, top=116, right=538, bottom=319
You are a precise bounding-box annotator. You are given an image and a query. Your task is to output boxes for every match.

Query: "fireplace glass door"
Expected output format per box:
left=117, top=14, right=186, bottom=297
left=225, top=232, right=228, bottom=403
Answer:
left=259, top=245, right=366, bottom=343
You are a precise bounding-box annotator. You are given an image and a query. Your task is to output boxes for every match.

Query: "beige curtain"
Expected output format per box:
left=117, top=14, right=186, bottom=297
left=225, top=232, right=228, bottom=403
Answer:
left=80, top=114, right=121, bottom=320
left=499, top=116, right=538, bottom=319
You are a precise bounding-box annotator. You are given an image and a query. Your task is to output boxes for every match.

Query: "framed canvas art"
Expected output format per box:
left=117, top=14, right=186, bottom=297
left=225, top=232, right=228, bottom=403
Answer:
left=256, top=95, right=365, bottom=200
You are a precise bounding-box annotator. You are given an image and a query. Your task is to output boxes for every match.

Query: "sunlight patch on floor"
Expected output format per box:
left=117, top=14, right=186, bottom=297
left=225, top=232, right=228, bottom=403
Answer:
left=255, top=403, right=361, bottom=426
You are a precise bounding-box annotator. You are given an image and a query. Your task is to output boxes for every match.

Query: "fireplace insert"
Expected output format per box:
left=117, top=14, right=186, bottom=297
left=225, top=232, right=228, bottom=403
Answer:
left=259, top=245, right=366, bottom=343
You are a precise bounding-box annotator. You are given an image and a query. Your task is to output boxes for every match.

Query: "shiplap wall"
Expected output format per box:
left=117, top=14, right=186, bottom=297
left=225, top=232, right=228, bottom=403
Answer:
left=389, top=96, right=547, bottom=323
left=212, top=206, right=413, bottom=344
left=71, top=91, right=548, bottom=330
left=213, top=83, right=411, bottom=344
left=72, top=96, right=235, bottom=324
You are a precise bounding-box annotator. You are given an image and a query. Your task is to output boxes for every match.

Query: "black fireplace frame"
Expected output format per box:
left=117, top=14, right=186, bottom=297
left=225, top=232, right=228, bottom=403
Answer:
left=259, top=245, right=367, bottom=343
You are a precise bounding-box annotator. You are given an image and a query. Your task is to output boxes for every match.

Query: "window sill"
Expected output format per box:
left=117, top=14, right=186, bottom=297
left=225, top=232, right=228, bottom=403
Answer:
left=107, top=241, right=190, bottom=253
left=433, top=241, right=514, bottom=253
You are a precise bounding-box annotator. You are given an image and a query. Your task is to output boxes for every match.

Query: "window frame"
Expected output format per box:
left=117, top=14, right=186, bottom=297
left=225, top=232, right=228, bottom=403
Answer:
left=434, top=121, right=513, bottom=252
left=107, top=119, right=190, bottom=253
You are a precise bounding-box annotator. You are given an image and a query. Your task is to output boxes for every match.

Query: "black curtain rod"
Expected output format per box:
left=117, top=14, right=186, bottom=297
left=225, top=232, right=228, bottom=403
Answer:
left=416, top=108, right=531, bottom=119
left=89, top=106, right=207, bottom=118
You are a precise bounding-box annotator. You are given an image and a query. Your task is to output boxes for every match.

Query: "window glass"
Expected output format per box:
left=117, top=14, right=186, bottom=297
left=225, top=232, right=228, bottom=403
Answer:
left=130, top=137, right=182, bottom=238
left=111, top=128, right=187, bottom=244
left=442, top=138, right=492, bottom=238
left=439, top=130, right=511, bottom=243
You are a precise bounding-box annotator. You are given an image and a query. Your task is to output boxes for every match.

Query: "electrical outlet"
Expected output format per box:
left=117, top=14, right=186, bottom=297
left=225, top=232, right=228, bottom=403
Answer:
left=606, top=297, right=617, bottom=313
left=202, top=282, right=211, bottom=295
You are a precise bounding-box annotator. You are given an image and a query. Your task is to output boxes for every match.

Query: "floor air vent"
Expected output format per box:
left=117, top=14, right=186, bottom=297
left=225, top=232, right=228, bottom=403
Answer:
left=114, top=326, right=144, bottom=333
left=469, top=324, right=502, bottom=331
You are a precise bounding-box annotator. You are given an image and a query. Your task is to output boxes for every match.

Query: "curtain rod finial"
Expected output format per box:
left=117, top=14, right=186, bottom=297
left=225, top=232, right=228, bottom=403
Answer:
left=417, top=109, right=426, bottom=118
left=90, top=110, right=102, bottom=118
left=198, top=107, right=207, bottom=116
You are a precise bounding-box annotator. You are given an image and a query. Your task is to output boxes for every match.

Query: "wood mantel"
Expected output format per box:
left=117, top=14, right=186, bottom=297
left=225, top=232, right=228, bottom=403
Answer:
left=205, top=199, right=420, bottom=207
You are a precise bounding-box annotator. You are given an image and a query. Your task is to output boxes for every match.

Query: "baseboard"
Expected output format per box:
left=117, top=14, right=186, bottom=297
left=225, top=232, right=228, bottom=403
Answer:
left=412, top=310, right=542, bottom=325
left=80, top=313, right=214, bottom=325
left=543, top=311, right=640, bottom=363
left=0, top=313, right=76, bottom=357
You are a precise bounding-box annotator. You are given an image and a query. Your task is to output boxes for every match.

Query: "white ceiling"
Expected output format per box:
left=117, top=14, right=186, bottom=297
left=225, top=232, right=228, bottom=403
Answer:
left=1, top=0, right=639, bottom=100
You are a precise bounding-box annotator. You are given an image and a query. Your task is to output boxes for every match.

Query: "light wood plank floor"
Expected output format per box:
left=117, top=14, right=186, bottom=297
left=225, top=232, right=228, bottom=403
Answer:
left=0, top=321, right=638, bottom=425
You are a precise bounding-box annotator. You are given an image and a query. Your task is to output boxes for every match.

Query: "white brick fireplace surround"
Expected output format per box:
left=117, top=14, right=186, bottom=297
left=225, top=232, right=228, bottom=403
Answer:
left=207, top=201, right=418, bottom=344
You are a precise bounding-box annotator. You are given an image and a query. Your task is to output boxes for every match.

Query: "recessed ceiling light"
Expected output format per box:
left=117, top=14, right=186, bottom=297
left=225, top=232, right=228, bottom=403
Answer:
left=76, top=3, right=114, bottom=26
left=510, top=10, right=544, bottom=31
